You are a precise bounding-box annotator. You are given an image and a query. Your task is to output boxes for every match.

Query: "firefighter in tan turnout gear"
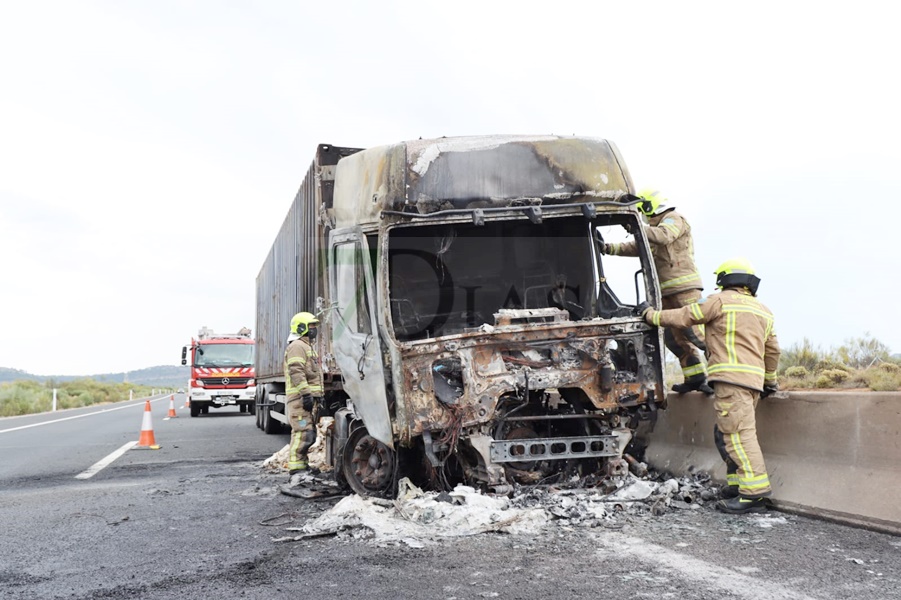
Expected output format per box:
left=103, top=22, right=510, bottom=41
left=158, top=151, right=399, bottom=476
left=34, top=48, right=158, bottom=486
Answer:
left=604, top=189, right=712, bottom=394
left=284, top=311, right=323, bottom=485
left=638, top=258, right=780, bottom=514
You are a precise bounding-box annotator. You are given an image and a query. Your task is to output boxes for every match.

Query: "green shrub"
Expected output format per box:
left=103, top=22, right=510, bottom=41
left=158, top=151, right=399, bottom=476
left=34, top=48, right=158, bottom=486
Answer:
left=858, top=367, right=901, bottom=391
left=878, top=362, right=901, bottom=374
left=0, top=380, right=153, bottom=416
left=782, top=373, right=816, bottom=389
left=847, top=371, right=869, bottom=388
left=784, top=366, right=809, bottom=378
left=0, top=381, right=50, bottom=416
left=837, top=333, right=892, bottom=370
left=780, top=338, right=827, bottom=373
left=813, top=360, right=852, bottom=374
left=822, top=369, right=850, bottom=384
left=815, top=375, right=832, bottom=388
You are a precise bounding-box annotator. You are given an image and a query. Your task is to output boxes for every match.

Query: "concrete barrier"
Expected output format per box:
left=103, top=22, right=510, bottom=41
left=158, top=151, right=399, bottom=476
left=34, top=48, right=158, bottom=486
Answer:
left=645, top=391, right=901, bottom=535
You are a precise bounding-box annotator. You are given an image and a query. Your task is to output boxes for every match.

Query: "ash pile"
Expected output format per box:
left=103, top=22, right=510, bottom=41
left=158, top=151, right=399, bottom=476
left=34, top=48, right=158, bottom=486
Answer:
left=262, top=421, right=724, bottom=545
left=268, top=464, right=722, bottom=546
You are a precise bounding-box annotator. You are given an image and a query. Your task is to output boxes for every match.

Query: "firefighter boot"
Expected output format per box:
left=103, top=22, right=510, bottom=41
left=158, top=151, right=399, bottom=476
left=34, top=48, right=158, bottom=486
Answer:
left=715, top=495, right=767, bottom=514
left=719, top=484, right=739, bottom=499
left=672, top=375, right=714, bottom=395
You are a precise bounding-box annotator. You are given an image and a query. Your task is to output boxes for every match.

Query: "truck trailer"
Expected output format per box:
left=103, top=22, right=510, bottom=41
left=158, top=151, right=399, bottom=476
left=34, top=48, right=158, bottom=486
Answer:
left=254, top=135, right=666, bottom=496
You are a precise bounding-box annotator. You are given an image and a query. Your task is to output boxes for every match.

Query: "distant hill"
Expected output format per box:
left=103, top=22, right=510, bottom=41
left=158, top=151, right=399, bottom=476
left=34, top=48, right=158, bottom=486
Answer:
left=0, top=365, right=190, bottom=388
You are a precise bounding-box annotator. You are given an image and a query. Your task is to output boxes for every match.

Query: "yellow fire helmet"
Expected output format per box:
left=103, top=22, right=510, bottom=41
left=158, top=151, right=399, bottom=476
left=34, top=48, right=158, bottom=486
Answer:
left=636, top=188, right=668, bottom=216
left=290, top=311, right=319, bottom=336
left=714, top=257, right=761, bottom=295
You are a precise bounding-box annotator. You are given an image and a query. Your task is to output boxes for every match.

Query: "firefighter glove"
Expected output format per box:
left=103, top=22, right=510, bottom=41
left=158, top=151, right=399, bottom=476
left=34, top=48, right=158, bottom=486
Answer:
left=635, top=301, right=652, bottom=317
left=301, top=394, right=313, bottom=411
left=599, top=243, right=609, bottom=255
left=761, top=383, right=778, bottom=398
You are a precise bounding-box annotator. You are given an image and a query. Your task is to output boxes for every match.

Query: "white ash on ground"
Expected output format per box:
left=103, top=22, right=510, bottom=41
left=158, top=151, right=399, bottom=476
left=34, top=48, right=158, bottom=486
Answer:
left=260, top=417, right=333, bottom=474
left=271, top=470, right=727, bottom=546
left=280, top=479, right=549, bottom=546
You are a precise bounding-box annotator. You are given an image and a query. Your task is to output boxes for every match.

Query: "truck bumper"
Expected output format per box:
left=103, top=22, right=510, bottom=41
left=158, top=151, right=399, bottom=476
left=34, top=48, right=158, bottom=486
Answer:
left=190, top=387, right=257, bottom=405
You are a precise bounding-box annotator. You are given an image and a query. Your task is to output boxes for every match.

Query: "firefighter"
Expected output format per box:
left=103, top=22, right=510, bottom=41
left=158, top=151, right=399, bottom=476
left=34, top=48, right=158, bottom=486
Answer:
left=637, top=258, right=781, bottom=514
left=603, top=189, right=711, bottom=394
left=284, top=311, right=324, bottom=485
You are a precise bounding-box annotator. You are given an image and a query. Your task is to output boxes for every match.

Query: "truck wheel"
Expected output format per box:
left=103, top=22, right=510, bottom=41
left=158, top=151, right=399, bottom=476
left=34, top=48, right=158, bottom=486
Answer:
left=342, top=426, right=396, bottom=497
left=190, top=403, right=200, bottom=417
left=255, top=403, right=262, bottom=429
left=263, top=405, right=279, bottom=434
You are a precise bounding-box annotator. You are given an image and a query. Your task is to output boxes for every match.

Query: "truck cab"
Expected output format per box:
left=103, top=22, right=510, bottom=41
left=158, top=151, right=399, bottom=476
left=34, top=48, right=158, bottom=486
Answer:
left=321, top=136, right=665, bottom=495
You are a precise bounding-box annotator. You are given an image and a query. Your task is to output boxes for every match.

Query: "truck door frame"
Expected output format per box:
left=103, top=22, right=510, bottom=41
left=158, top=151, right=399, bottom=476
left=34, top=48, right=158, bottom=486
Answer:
left=328, top=227, right=393, bottom=448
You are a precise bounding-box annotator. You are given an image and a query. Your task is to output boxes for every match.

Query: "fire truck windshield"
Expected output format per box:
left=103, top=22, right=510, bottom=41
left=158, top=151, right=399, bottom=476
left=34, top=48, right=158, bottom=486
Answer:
left=194, top=344, right=254, bottom=368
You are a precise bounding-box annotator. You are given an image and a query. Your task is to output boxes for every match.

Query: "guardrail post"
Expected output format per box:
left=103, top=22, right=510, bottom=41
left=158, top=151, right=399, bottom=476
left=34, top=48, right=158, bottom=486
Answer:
left=52, top=388, right=58, bottom=412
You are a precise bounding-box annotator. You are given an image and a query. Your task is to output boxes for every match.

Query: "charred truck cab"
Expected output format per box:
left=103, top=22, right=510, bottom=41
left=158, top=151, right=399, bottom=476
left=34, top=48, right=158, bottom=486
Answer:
left=255, top=135, right=665, bottom=497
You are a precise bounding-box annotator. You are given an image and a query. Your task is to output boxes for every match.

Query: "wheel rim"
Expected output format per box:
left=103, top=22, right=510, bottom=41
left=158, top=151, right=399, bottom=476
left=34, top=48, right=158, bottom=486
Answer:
left=343, top=427, right=395, bottom=497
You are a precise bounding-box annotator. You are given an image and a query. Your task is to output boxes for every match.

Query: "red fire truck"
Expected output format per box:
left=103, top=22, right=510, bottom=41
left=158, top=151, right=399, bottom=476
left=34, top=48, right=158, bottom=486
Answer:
left=181, top=327, right=256, bottom=417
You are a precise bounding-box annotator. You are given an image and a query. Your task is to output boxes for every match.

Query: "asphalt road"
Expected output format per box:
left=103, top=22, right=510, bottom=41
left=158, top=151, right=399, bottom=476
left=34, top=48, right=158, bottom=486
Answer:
left=1, top=396, right=900, bottom=599
left=1, top=395, right=164, bottom=482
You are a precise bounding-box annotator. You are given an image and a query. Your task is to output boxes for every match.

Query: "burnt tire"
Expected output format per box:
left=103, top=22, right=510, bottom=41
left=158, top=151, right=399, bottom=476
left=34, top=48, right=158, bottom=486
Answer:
left=341, top=425, right=396, bottom=498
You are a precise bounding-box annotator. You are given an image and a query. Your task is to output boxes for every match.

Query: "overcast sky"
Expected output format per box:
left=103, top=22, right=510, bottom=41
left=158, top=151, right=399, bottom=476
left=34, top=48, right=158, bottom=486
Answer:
left=1, top=1, right=898, bottom=376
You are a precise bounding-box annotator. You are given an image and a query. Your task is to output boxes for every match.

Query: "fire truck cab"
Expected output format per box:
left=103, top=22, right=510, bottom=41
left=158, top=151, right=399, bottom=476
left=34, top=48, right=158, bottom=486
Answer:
left=181, top=327, right=256, bottom=417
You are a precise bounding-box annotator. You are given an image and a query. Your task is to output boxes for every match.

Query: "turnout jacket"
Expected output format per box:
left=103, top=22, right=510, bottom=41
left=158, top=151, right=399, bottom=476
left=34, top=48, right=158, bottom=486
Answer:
left=284, top=336, right=323, bottom=401
left=645, top=288, right=780, bottom=391
left=608, top=209, right=702, bottom=296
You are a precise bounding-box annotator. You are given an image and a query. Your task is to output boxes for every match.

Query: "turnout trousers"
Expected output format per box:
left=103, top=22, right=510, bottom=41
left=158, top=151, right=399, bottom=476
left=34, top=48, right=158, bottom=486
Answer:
left=712, top=382, right=772, bottom=498
left=662, top=289, right=707, bottom=383
left=286, top=398, right=315, bottom=471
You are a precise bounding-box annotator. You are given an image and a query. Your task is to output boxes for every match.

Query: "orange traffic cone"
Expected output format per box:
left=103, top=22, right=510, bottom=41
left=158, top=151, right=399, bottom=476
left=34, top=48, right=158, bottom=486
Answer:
left=135, top=400, right=160, bottom=449
left=184, top=396, right=190, bottom=408
left=167, top=394, right=178, bottom=418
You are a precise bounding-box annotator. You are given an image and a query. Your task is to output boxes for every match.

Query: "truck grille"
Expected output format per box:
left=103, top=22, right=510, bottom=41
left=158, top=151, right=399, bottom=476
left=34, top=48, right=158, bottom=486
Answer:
left=201, top=377, right=251, bottom=387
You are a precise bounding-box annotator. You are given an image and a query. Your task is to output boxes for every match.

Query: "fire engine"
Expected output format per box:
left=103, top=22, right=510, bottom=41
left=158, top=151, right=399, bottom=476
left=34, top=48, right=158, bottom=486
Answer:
left=181, top=327, right=256, bottom=417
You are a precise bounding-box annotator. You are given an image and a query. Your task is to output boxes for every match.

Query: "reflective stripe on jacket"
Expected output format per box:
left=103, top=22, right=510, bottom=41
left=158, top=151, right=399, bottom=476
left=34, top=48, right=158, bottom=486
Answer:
left=608, top=209, right=703, bottom=296
left=645, top=288, right=780, bottom=391
left=284, top=337, right=323, bottom=400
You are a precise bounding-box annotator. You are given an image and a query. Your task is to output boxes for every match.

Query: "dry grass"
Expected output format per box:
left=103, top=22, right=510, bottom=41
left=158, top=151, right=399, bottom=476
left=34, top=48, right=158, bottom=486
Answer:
left=665, top=354, right=901, bottom=393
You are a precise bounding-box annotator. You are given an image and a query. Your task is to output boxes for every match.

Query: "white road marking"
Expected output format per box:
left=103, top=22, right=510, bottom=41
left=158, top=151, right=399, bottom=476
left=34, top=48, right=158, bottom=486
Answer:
left=75, top=441, right=138, bottom=479
left=595, top=532, right=822, bottom=600
left=0, top=400, right=158, bottom=434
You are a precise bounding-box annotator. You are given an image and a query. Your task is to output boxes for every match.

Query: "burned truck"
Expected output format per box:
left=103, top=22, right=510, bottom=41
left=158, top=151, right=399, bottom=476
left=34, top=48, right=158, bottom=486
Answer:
left=254, top=135, right=665, bottom=496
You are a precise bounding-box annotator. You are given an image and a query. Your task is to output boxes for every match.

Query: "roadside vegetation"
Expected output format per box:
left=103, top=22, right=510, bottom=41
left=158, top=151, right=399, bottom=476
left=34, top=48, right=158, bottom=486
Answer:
left=0, top=379, right=154, bottom=418
left=778, top=334, right=901, bottom=391
left=667, top=333, right=900, bottom=392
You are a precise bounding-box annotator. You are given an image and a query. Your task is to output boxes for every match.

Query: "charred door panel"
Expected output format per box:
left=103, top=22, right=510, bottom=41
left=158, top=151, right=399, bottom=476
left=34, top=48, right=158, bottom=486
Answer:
left=328, top=228, right=393, bottom=448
